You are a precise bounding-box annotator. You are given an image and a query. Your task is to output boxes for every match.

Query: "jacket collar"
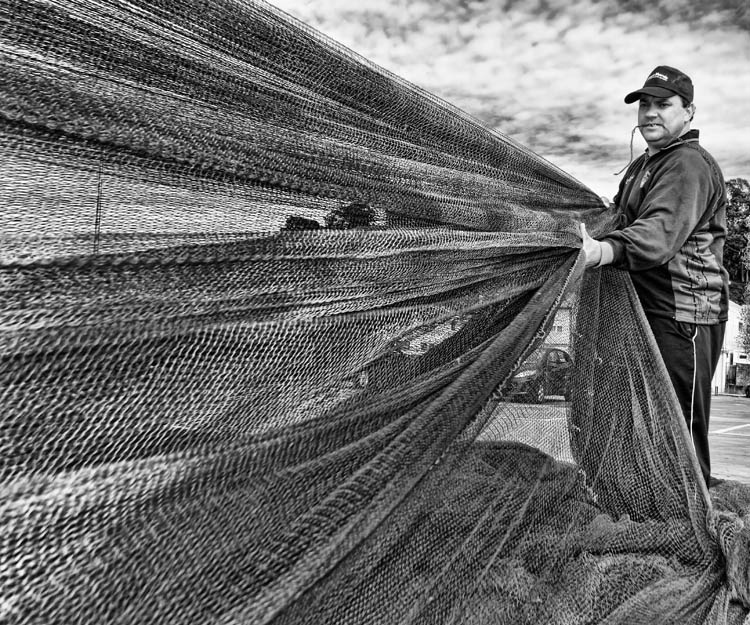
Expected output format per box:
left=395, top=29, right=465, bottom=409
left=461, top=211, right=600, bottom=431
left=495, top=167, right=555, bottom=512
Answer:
left=645, top=128, right=699, bottom=156
left=670, top=128, right=699, bottom=146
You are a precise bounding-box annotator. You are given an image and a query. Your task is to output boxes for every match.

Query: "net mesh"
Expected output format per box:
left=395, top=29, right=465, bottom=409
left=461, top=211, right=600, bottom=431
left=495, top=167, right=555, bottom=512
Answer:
left=1, top=1, right=749, bottom=623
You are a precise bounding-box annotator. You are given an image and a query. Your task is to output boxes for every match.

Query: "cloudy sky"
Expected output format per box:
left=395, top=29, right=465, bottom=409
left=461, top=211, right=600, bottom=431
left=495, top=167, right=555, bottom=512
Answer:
left=269, top=0, right=750, bottom=198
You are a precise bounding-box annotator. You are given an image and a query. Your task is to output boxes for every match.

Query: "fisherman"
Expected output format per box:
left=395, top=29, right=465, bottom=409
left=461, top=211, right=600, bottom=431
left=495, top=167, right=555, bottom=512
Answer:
left=581, top=65, right=729, bottom=487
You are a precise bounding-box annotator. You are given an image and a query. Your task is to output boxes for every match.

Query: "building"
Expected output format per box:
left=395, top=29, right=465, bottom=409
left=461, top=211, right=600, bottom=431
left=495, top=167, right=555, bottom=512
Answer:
left=712, top=299, right=748, bottom=394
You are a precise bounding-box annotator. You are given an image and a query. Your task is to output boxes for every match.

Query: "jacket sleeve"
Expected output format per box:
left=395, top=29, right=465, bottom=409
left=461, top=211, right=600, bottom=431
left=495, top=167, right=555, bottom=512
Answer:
left=601, top=151, right=715, bottom=272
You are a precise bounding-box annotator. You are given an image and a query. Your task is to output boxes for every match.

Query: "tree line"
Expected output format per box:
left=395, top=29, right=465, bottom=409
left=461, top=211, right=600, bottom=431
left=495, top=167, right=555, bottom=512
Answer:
left=725, top=178, right=750, bottom=350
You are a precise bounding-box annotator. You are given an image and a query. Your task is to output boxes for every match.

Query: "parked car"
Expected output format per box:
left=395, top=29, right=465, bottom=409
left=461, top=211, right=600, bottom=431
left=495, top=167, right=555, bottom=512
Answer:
left=745, top=385, right=750, bottom=398
left=507, top=347, right=573, bottom=403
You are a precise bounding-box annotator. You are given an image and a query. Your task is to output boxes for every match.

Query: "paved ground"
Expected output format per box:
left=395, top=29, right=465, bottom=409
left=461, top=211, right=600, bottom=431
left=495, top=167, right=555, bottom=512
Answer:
left=710, top=393, right=750, bottom=484
left=483, top=393, right=750, bottom=485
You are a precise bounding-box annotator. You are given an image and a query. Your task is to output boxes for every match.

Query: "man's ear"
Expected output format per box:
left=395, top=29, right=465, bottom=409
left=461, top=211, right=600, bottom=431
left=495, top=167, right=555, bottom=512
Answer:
left=687, top=103, right=695, bottom=122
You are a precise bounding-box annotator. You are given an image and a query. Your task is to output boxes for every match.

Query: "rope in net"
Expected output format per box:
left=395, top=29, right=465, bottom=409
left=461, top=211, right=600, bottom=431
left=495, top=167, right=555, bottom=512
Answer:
left=1, top=1, right=749, bottom=623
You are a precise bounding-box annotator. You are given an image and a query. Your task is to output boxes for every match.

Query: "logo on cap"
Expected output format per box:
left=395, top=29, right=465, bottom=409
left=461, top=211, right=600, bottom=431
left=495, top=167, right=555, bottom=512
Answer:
left=648, top=72, right=668, bottom=81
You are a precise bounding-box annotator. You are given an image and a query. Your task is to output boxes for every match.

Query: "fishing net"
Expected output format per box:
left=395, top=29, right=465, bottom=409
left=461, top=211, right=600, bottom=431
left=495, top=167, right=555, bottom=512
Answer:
left=1, top=1, right=749, bottom=623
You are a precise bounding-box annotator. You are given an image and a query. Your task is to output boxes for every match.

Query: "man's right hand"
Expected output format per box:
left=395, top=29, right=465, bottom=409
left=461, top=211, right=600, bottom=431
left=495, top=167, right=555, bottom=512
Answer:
left=580, top=223, right=602, bottom=268
left=580, top=223, right=614, bottom=269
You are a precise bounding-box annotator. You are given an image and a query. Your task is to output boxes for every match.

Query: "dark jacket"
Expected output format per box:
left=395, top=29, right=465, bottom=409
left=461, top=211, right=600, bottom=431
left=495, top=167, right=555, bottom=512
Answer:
left=602, top=129, right=728, bottom=324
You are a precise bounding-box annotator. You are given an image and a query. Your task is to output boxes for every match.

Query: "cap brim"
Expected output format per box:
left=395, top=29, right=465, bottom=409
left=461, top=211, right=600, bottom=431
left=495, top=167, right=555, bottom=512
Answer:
left=624, top=86, right=679, bottom=103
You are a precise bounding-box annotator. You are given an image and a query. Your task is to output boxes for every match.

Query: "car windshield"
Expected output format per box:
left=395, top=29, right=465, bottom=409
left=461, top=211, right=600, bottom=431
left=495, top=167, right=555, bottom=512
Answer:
left=518, top=349, right=545, bottom=371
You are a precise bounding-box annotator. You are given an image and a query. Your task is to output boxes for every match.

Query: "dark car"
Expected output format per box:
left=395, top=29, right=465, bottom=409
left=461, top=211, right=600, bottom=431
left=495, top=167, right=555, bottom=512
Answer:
left=507, top=347, right=573, bottom=403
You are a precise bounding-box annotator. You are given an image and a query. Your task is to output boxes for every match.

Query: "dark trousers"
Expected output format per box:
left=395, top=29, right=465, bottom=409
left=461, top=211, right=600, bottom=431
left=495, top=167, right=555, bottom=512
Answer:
left=646, top=316, right=725, bottom=485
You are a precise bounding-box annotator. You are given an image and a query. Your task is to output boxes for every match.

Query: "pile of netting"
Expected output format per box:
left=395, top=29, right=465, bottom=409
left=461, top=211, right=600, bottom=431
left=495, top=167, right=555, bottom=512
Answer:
left=1, top=1, right=749, bottom=623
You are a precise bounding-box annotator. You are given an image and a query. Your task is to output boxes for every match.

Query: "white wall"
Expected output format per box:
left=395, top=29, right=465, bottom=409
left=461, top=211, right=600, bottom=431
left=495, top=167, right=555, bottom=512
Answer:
left=712, top=300, right=746, bottom=393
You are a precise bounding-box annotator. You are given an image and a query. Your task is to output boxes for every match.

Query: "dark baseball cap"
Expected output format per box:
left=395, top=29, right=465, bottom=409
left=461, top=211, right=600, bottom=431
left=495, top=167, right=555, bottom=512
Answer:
left=624, top=65, right=694, bottom=104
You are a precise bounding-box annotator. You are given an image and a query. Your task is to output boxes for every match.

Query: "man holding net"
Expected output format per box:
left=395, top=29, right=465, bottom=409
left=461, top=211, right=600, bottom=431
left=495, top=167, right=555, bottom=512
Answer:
left=581, top=65, right=729, bottom=487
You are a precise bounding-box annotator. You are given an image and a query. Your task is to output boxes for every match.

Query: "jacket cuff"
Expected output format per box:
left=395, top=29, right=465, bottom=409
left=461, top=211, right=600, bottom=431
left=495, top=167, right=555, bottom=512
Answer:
left=598, top=241, right=615, bottom=267
left=600, top=238, right=624, bottom=266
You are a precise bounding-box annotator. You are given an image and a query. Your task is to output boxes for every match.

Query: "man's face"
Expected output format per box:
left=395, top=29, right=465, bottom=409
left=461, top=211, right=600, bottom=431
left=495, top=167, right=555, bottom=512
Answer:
left=637, top=94, right=692, bottom=151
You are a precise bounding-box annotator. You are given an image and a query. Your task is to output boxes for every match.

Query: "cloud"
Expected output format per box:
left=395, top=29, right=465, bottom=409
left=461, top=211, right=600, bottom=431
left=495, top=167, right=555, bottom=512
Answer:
left=271, top=0, right=750, bottom=195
